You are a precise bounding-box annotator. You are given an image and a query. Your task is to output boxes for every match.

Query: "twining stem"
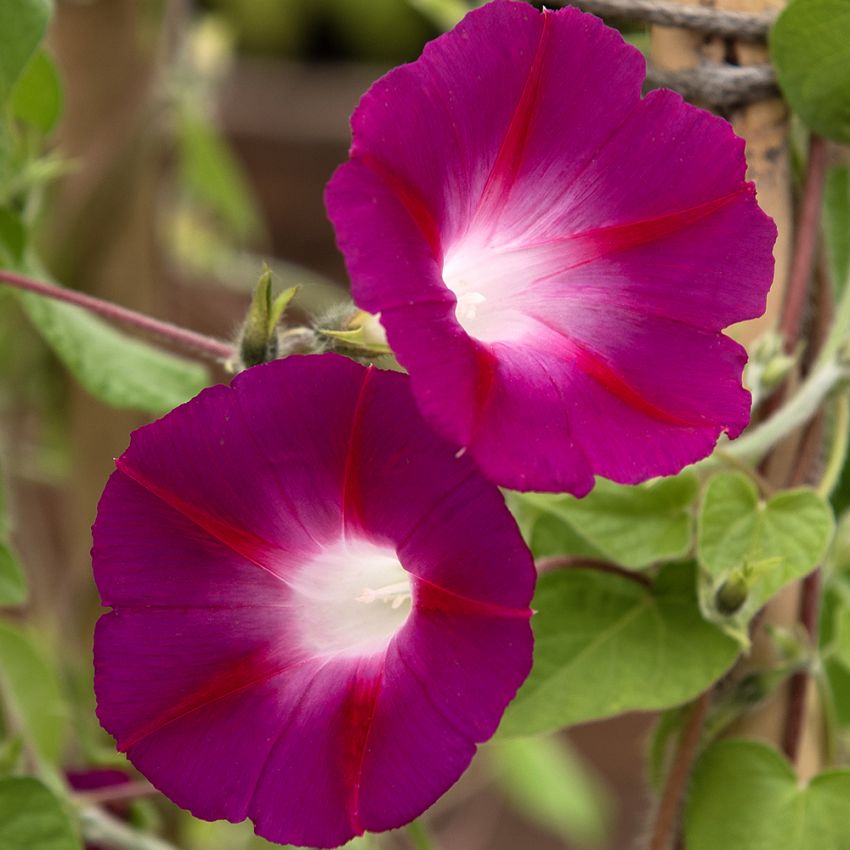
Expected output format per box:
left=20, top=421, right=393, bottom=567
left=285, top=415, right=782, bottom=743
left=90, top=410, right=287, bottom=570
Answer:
left=782, top=568, right=822, bottom=763
left=780, top=135, right=828, bottom=350
left=648, top=692, right=711, bottom=850
left=0, top=269, right=234, bottom=362
left=77, top=806, right=180, bottom=850
left=535, top=555, right=652, bottom=588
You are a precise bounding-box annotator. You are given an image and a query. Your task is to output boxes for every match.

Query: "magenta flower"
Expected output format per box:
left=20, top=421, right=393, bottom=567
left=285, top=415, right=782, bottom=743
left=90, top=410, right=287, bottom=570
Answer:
left=325, top=0, right=776, bottom=495
left=92, top=354, right=534, bottom=849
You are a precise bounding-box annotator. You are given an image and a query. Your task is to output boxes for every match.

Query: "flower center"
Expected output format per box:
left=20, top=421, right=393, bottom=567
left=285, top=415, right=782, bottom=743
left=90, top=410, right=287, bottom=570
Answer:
left=293, top=538, right=413, bottom=658
left=441, top=234, right=545, bottom=344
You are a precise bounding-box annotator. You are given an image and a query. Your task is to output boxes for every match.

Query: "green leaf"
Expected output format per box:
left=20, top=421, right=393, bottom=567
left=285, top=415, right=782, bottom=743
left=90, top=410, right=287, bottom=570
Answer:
left=0, top=620, right=68, bottom=764
left=825, top=166, right=850, bottom=296
left=513, top=473, right=698, bottom=569
left=697, top=472, right=834, bottom=633
left=0, top=0, right=51, bottom=104
left=176, top=109, right=259, bottom=241
left=11, top=50, right=62, bottom=134
left=685, top=739, right=850, bottom=850
left=771, top=0, right=850, bottom=144
left=498, top=563, right=738, bottom=736
left=0, top=210, right=25, bottom=266
left=0, top=777, right=80, bottom=850
left=0, top=543, right=26, bottom=606
left=489, top=736, right=610, bottom=846
left=15, top=286, right=209, bottom=416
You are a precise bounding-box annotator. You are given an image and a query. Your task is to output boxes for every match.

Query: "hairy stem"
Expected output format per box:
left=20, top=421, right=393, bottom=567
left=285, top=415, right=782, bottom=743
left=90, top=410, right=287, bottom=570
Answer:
left=77, top=806, right=180, bottom=850
left=0, top=269, right=233, bottom=362
left=648, top=692, right=711, bottom=850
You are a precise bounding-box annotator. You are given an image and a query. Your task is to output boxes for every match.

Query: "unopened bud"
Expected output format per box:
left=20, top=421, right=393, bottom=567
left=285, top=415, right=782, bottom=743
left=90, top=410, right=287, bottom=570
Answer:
left=238, top=267, right=298, bottom=368
left=715, top=573, right=748, bottom=615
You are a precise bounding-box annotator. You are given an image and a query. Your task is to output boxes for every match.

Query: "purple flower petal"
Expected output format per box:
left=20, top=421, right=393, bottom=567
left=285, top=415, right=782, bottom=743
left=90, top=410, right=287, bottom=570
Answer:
left=325, top=0, right=777, bottom=493
left=93, top=354, right=534, bottom=848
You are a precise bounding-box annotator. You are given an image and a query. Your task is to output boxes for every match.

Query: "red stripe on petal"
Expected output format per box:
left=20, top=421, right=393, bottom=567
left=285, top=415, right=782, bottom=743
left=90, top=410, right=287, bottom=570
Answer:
left=342, top=659, right=385, bottom=835
left=413, top=575, right=532, bottom=620
left=115, top=459, right=286, bottom=579
left=571, top=343, right=708, bottom=427
left=340, top=367, right=374, bottom=532
left=118, top=653, right=314, bottom=753
left=526, top=186, right=751, bottom=278
left=476, top=9, right=551, bottom=217
left=358, top=154, right=443, bottom=261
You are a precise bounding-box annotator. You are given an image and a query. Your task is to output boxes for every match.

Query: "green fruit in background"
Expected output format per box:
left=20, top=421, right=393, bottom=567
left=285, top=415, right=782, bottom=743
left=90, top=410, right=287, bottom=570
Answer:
left=325, top=0, right=433, bottom=62
left=209, top=0, right=315, bottom=56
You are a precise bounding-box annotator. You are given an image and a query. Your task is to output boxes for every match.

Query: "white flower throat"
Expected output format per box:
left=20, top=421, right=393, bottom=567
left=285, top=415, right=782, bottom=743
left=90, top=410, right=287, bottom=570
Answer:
left=294, top=539, right=413, bottom=658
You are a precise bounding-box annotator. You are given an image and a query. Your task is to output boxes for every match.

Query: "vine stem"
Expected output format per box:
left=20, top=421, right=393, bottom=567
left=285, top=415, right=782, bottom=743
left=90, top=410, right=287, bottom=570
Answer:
left=535, top=555, right=652, bottom=587
left=780, top=135, right=828, bottom=351
left=0, top=268, right=234, bottom=362
left=647, top=691, right=711, bottom=850
left=77, top=806, right=181, bottom=850
left=782, top=569, right=822, bottom=763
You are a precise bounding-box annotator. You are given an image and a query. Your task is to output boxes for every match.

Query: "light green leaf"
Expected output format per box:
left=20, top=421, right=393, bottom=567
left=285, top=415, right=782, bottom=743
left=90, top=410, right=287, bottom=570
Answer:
left=11, top=49, right=62, bottom=134
left=0, top=620, right=68, bottom=764
left=176, top=109, right=259, bottom=241
left=697, top=472, right=834, bottom=631
left=825, top=166, right=850, bottom=296
left=0, top=778, right=80, bottom=850
left=685, top=739, right=850, bottom=850
left=0, top=543, right=27, bottom=606
left=771, top=0, right=850, bottom=144
left=514, top=473, right=698, bottom=569
left=15, top=287, right=209, bottom=416
left=489, top=736, right=610, bottom=846
left=498, top=563, right=738, bottom=736
left=0, top=0, right=51, bottom=104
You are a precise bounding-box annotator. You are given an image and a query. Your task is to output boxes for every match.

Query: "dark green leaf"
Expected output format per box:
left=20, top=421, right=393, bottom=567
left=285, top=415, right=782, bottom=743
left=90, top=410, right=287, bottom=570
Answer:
left=0, top=777, right=79, bottom=850
left=0, top=0, right=51, bottom=103
left=825, top=166, right=850, bottom=296
left=513, top=473, right=698, bottom=569
left=0, top=543, right=27, bottom=606
left=0, top=620, right=68, bottom=763
left=11, top=50, right=62, bottom=134
left=686, top=739, right=850, bottom=850
left=771, top=0, right=850, bottom=144
left=498, top=563, right=738, bottom=736
left=0, top=210, right=25, bottom=266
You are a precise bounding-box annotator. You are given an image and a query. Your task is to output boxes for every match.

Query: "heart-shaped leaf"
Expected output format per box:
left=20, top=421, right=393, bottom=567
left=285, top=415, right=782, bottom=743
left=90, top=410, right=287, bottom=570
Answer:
left=697, top=472, right=833, bottom=637
left=686, top=739, right=850, bottom=850
left=498, top=562, right=738, bottom=736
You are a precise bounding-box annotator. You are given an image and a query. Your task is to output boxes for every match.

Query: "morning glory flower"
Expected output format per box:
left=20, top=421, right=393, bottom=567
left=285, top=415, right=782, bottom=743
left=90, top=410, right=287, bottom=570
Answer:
left=325, top=0, right=776, bottom=494
left=92, top=354, right=534, bottom=848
